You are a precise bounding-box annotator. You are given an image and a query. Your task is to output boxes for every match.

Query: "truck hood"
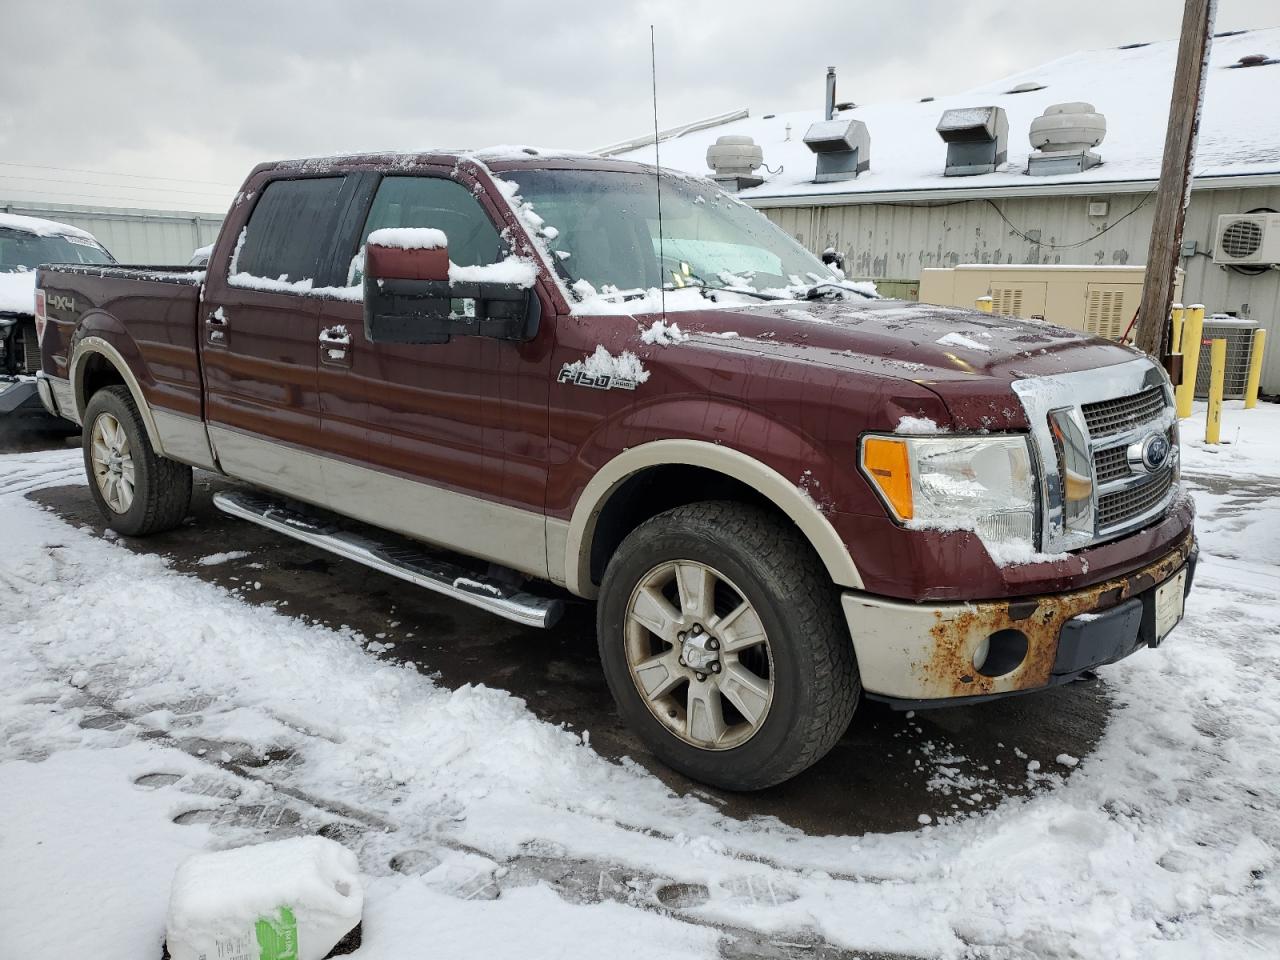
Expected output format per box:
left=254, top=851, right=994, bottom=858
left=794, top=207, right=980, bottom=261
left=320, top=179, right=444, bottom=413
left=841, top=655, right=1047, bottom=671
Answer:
left=666, top=297, right=1148, bottom=429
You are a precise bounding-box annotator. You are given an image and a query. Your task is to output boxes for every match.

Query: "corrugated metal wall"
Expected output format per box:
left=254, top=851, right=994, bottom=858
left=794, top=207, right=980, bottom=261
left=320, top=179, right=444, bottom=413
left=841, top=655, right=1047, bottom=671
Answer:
left=765, top=185, right=1280, bottom=394
left=0, top=200, right=223, bottom=265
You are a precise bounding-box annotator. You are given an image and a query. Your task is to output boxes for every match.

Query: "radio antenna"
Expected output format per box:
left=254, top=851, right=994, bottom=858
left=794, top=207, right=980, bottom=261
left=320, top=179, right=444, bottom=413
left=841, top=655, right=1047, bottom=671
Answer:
left=650, top=25, right=667, bottom=320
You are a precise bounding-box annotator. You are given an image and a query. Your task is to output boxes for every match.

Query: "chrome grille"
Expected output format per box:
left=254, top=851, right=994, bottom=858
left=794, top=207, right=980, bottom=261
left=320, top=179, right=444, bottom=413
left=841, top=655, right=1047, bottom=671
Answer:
left=1013, top=359, right=1180, bottom=554
left=1093, top=445, right=1131, bottom=484
left=1080, top=386, right=1165, bottom=438
left=1097, top=470, right=1175, bottom=529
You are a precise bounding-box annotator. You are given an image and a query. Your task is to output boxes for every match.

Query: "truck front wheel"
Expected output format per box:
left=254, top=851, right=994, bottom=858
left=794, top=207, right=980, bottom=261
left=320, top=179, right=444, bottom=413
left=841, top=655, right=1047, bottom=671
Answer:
left=597, top=501, right=860, bottom=791
left=82, top=385, right=192, bottom=536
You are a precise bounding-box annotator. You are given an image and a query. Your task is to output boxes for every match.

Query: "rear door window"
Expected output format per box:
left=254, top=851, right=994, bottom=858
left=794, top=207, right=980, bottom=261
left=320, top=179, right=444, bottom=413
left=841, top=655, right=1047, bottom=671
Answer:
left=231, top=177, right=347, bottom=289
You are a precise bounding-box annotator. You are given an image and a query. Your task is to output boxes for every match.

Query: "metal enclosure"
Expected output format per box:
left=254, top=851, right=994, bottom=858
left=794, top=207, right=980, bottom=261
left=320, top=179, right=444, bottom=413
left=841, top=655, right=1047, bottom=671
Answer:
left=803, top=119, right=870, bottom=182
left=937, top=107, right=1009, bottom=176
left=918, top=264, right=1183, bottom=339
left=1195, top=316, right=1259, bottom=398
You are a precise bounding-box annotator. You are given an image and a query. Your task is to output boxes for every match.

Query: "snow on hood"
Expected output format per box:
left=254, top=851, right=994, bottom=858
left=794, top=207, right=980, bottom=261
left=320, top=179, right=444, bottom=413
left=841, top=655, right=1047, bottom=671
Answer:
left=0, top=269, right=35, bottom=316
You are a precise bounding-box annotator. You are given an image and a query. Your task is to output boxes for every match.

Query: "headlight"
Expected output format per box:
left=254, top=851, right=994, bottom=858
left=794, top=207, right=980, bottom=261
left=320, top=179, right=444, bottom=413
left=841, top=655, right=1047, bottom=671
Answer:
left=860, top=434, right=1038, bottom=560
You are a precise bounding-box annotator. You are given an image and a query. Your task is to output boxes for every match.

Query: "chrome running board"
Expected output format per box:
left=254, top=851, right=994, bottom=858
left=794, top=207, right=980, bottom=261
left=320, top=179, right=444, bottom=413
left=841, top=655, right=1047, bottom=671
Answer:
left=212, top=489, right=564, bottom=629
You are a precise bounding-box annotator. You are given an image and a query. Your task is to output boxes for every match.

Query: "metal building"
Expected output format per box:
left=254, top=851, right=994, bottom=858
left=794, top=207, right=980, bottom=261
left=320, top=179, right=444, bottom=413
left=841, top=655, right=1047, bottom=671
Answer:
left=0, top=199, right=222, bottom=264
left=610, top=27, right=1280, bottom=395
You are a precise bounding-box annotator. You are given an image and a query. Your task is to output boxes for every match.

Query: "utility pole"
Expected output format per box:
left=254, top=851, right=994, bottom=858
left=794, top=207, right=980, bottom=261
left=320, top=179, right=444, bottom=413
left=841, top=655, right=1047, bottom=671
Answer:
left=1134, top=0, right=1217, bottom=363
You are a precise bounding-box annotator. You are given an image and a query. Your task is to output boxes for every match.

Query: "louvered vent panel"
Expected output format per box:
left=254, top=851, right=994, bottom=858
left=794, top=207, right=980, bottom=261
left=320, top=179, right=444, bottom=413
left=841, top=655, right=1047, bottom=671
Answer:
left=992, top=287, right=1024, bottom=316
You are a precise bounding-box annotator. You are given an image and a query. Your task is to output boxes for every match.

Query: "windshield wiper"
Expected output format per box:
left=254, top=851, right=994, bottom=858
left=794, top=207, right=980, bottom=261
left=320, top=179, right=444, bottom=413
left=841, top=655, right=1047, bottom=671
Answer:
left=802, top=281, right=876, bottom=301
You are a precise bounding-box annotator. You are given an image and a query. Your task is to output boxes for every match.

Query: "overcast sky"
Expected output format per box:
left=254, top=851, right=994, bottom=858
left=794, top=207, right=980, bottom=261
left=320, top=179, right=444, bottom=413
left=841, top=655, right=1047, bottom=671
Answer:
left=1, top=0, right=1275, bottom=211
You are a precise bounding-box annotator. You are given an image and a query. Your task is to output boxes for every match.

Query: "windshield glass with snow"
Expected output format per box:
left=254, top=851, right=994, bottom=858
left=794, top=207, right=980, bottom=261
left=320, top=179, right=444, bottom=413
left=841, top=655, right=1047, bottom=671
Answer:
left=0, top=227, right=113, bottom=273
left=503, top=169, right=839, bottom=298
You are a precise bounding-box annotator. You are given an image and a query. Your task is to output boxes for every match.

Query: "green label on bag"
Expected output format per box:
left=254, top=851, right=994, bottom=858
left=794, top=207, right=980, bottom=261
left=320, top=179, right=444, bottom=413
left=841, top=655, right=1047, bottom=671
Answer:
left=255, top=906, right=299, bottom=960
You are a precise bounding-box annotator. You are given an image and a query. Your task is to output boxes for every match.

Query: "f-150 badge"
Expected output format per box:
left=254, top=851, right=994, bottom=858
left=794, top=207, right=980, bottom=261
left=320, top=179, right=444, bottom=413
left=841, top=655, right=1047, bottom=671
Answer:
left=557, top=365, right=639, bottom=391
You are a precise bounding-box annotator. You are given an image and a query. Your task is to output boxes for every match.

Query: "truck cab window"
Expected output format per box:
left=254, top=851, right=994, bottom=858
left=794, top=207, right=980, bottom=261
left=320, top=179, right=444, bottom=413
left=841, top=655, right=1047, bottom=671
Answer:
left=349, top=176, right=505, bottom=284
left=233, top=177, right=347, bottom=285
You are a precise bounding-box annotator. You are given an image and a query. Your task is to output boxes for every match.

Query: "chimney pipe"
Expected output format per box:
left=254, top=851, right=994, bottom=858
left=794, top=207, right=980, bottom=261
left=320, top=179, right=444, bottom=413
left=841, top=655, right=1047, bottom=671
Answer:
left=825, top=66, right=836, bottom=121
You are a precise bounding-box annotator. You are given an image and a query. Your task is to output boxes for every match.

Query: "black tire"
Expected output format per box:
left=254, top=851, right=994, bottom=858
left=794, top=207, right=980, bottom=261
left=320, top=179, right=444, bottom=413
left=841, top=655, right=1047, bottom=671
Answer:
left=82, top=385, right=192, bottom=536
left=597, top=501, right=860, bottom=791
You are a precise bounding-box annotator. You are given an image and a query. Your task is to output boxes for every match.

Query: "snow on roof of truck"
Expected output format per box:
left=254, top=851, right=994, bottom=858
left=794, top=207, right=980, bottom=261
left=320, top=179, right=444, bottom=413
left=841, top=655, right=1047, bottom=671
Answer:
left=0, top=211, right=99, bottom=242
left=609, top=26, right=1280, bottom=202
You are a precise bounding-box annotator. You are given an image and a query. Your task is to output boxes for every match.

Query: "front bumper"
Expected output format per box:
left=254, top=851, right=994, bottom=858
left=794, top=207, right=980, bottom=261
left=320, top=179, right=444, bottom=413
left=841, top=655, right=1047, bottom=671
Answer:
left=843, top=532, right=1197, bottom=707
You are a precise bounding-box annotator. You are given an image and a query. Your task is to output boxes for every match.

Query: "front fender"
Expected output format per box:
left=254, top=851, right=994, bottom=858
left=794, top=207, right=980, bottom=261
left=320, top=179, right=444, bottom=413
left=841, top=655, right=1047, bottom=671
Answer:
left=562, top=433, right=864, bottom=597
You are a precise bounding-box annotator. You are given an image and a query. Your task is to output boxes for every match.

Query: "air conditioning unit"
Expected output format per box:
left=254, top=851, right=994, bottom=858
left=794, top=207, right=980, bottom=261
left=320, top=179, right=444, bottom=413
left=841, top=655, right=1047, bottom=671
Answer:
left=1194, top=316, right=1259, bottom=399
left=1212, top=213, right=1280, bottom=265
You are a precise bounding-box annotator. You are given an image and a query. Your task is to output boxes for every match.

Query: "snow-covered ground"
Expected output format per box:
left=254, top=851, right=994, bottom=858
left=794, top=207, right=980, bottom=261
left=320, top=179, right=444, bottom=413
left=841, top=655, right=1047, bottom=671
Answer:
left=2, top=402, right=1279, bottom=959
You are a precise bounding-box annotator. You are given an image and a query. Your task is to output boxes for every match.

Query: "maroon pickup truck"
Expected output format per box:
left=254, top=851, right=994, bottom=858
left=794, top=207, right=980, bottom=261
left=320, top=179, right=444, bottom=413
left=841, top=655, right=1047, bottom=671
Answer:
left=34, top=149, right=1196, bottom=790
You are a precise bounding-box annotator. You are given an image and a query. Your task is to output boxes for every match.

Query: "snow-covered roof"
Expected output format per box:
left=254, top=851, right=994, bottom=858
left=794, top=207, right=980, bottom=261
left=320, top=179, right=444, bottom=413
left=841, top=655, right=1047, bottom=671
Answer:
left=612, top=27, right=1280, bottom=203
left=0, top=211, right=98, bottom=241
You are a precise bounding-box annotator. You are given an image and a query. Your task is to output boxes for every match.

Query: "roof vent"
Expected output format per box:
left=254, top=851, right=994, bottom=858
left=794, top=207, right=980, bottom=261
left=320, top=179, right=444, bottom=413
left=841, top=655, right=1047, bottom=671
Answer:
left=919, top=96, right=935, bottom=103
left=937, top=106, right=1009, bottom=176
left=1006, top=81, right=1046, bottom=94
left=1118, top=42, right=1151, bottom=50
left=1230, top=53, right=1278, bottom=68
left=803, top=118, right=870, bottom=182
left=1027, top=102, right=1106, bottom=176
left=706, top=135, right=764, bottom=191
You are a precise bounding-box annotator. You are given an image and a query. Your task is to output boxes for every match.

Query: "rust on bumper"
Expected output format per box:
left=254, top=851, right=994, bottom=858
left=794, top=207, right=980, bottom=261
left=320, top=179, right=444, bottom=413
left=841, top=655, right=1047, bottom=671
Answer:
left=842, top=532, right=1195, bottom=702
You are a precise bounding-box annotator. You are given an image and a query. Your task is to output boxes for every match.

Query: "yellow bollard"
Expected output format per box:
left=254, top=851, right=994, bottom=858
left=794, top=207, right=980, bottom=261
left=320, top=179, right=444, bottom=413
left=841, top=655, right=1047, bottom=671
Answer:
left=1245, top=329, right=1267, bottom=410
left=1205, top=338, right=1226, bottom=444
left=1176, top=304, right=1206, bottom=419
left=976, top=296, right=993, bottom=314
left=1170, top=304, right=1185, bottom=355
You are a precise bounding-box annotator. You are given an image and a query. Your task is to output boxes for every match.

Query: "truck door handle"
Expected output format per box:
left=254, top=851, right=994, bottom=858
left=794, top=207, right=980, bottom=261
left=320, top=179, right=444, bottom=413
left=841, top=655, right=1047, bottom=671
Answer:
left=206, top=310, right=229, bottom=344
left=319, top=326, right=352, bottom=365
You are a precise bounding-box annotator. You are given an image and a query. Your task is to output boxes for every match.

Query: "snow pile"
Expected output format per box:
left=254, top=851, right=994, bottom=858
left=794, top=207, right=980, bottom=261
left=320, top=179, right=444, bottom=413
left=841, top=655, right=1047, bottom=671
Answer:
left=560, top=345, right=650, bottom=385
left=368, top=227, right=448, bottom=250
left=640, top=319, right=689, bottom=346
left=895, top=415, right=947, bottom=435
left=0, top=268, right=35, bottom=315
left=196, top=551, right=251, bottom=567
left=166, top=836, right=362, bottom=960
left=448, top=255, right=537, bottom=289
left=937, top=331, right=992, bottom=352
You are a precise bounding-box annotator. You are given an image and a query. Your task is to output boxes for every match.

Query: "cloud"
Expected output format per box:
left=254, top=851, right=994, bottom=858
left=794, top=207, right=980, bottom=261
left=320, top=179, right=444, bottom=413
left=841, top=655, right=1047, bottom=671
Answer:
left=1, top=0, right=1273, bottom=210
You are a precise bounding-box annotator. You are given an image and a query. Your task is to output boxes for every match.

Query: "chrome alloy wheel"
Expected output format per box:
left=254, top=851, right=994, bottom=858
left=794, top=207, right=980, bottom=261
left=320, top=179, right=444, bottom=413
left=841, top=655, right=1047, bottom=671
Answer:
left=624, top=560, right=774, bottom=750
left=90, top=412, right=135, bottom=514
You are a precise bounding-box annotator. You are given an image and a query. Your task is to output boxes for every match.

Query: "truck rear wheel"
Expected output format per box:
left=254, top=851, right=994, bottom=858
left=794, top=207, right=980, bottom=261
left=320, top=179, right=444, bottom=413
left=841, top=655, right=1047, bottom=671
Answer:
left=82, top=385, right=192, bottom=536
left=597, top=501, right=860, bottom=791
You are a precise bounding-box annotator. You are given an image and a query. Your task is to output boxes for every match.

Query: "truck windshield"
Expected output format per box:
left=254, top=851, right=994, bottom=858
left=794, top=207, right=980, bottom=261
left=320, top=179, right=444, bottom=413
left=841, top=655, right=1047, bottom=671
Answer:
left=502, top=169, right=840, bottom=298
left=0, top=227, right=113, bottom=273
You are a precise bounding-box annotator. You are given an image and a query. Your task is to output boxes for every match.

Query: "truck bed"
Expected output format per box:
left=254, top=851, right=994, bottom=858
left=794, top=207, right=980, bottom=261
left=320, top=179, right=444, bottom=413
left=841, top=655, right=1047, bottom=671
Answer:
left=37, top=262, right=208, bottom=422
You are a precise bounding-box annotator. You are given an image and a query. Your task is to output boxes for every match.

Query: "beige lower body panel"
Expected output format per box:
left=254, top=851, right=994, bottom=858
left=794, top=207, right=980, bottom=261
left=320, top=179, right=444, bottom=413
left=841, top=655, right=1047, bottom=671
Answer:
left=207, top=425, right=550, bottom=581
left=153, top=410, right=218, bottom=470
left=47, top=375, right=78, bottom=423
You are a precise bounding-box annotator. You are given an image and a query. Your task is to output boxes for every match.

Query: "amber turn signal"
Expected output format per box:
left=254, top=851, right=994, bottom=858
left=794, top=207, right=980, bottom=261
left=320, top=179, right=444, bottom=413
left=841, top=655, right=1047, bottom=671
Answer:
left=861, top=437, right=914, bottom=520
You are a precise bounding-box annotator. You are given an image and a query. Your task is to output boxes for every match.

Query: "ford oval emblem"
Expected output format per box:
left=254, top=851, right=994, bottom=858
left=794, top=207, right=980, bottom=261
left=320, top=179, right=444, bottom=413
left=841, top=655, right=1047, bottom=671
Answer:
left=1141, top=433, right=1171, bottom=471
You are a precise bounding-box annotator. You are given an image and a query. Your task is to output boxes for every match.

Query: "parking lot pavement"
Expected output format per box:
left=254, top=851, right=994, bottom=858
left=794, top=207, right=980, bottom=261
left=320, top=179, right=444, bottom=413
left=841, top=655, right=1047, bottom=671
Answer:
left=27, top=458, right=1109, bottom=837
